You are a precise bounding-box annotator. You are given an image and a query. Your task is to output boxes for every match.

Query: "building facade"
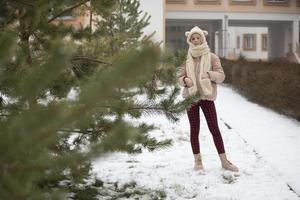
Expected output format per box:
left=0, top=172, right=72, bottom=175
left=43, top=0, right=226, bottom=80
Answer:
left=140, top=0, right=165, bottom=46
left=53, top=0, right=300, bottom=62
left=53, top=1, right=165, bottom=46
left=165, top=0, right=300, bottom=62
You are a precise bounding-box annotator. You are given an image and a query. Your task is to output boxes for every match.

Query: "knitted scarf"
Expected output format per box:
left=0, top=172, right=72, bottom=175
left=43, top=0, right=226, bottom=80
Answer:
left=186, top=41, right=213, bottom=96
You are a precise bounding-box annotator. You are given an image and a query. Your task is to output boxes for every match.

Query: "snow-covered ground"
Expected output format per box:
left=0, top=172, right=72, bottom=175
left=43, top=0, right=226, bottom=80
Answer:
left=93, top=85, right=300, bottom=200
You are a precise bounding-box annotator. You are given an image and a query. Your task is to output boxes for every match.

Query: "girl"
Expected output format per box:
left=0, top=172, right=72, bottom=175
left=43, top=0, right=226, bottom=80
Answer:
left=177, top=26, right=239, bottom=172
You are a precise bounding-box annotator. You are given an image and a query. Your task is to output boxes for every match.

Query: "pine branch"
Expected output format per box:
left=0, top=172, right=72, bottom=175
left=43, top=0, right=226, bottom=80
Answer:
left=12, top=0, right=34, bottom=7
left=97, top=103, right=179, bottom=122
left=58, top=127, right=106, bottom=135
left=97, top=104, right=166, bottom=113
left=131, top=106, right=180, bottom=122
left=71, top=56, right=112, bottom=65
left=48, top=0, right=90, bottom=23
left=58, top=128, right=94, bottom=134
left=128, top=106, right=165, bottom=111
left=0, top=114, right=10, bottom=117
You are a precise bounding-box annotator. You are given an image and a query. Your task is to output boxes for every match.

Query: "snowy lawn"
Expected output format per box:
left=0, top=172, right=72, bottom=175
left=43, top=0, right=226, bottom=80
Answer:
left=93, top=85, right=300, bottom=200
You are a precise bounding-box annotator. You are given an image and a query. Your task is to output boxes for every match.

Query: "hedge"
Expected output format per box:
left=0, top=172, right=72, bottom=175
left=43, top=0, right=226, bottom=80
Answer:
left=221, top=59, right=300, bottom=122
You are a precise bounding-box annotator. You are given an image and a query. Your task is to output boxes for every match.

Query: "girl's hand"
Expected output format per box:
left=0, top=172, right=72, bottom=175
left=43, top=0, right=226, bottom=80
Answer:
left=184, top=77, right=194, bottom=87
left=201, top=72, right=210, bottom=79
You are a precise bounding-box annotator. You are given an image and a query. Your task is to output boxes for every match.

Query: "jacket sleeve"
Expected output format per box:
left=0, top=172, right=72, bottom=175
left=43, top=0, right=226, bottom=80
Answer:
left=208, top=53, right=225, bottom=84
left=176, top=62, right=187, bottom=87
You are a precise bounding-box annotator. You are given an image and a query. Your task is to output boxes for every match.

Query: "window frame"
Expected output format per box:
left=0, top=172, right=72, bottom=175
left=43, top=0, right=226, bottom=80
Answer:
left=229, top=0, right=256, bottom=5
left=261, top=34, right=268, bottom=51
left=243, top=34, right=257, bottom=51
left=194, top=0, right=221, bottom=4
left=263, top=0, right=290, bottom=6
left=237, top=36, right=240, bottom=49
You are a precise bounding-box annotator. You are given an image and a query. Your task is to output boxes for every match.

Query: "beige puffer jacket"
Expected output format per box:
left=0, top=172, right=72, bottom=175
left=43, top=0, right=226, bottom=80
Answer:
left=176, top=52, right=225, bottom=101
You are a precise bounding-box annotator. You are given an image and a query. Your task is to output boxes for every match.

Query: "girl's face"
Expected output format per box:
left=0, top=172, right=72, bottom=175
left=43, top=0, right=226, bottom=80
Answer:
left=190, top=33, right=203, bottom=46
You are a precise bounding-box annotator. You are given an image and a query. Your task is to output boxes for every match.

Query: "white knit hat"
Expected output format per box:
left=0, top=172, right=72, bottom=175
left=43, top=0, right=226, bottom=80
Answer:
left=185, top=26, right=208, bottom=46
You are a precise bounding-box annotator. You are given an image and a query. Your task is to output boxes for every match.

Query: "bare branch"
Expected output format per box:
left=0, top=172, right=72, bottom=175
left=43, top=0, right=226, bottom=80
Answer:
left=48, top=0, right=90, bottom=24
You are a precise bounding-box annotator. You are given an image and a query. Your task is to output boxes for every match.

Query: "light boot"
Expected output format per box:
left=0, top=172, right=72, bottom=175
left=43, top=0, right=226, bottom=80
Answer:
left=193, top=153, right=204, bottom=171
left=219, top=153, right=239, bottom=172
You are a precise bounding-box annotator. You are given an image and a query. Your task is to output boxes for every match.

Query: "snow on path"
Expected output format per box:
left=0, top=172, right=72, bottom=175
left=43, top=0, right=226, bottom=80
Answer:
left=93, top=85, right=300, bottom=200
left=216, top=85, right=300, bottom=196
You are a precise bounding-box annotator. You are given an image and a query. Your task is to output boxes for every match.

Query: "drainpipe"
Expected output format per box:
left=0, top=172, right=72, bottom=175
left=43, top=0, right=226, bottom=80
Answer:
left=294, top=43, right=300, bottom=63
left=223, top=14, right=228, bottom=58
left=294, top=52, right=300, bottom=63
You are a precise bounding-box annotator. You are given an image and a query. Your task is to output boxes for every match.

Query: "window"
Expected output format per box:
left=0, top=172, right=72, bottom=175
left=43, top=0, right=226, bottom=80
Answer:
left=261, top=34, right=268, bottom=51
left=263, top=0, right=290, bottom=6
left=230, top=0, right=256, bottom=5
left=170, top=26, right=176, bottom=32
left=169, top=39, right=184, bottom=49
left=194, top=0, right=221, bottom=4
left=169, top=26, right=182, bottom=32
left=237, top=36, right=240, bottom=49
left=243, top=34, right=256, bottom=51
left=51, top=0, right=76, bottom=20
left=166, top=0, right=187, bottom=3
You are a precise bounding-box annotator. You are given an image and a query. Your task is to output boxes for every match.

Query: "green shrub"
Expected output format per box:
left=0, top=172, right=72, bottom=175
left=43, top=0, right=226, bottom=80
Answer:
left=222, top=59, right=300, bottom=121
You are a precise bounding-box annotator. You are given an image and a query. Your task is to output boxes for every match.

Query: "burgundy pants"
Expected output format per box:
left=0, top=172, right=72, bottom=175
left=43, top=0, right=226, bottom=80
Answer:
left=187, top=100, right=225, bottom=155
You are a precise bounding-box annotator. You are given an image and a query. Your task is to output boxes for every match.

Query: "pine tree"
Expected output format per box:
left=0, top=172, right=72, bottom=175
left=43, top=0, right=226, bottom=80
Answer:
left=0, top=0, right=197, bottom=199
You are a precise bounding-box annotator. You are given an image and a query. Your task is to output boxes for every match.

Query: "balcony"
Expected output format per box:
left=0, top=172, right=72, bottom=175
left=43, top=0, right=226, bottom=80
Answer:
left=263, top=0, right=290, bottom=6
left=166, top=0, right=187, bottom=3
left=194, top=0, right=221, bottom=4
left=229, top=0, right=256, bottom=5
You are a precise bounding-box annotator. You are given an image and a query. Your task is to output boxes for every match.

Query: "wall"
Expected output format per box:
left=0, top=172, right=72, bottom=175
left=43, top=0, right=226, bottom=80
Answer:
left=166, top=0, right=300, bottom=14
left=139, top=0, right=165, bottom=46
left=227, top=27, right=268, bottom=60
